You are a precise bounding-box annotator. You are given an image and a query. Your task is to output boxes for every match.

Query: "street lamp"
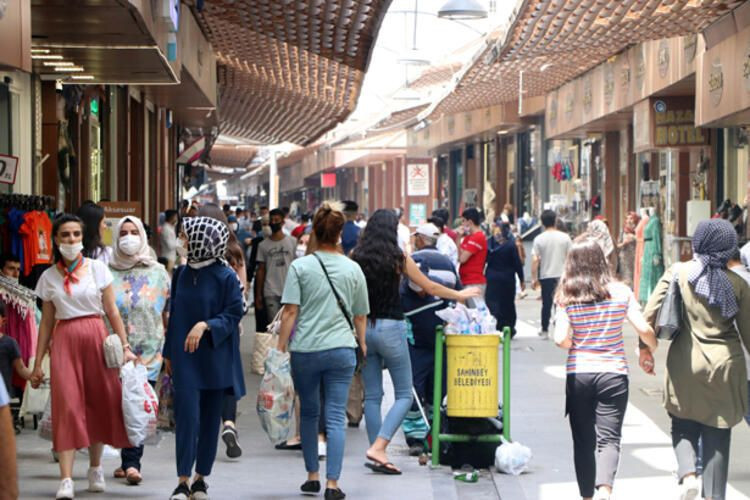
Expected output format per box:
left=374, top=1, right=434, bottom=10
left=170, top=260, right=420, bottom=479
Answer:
left=438, top=0, right=488, bottom=20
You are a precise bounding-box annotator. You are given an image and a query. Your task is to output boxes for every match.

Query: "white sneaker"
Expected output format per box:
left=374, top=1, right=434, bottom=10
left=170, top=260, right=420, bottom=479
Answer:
left=680, top=474, right=700, bottom=500
left=318, top=441, right=327, bottom=459
left=87, top=466, right=106, bottom=493
left=55, top=478, right=74, bottom=499
left=593, top=487, right=611, bottom=500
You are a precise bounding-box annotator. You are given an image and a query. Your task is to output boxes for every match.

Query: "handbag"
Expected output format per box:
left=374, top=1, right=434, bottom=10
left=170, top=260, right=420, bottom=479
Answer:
left=655, top=266, right=683, bottom=341
left=312, top=253, right=366, bottom=372
left=103, top=334, right=124, bottom=368
left=251, top=307, right=284, bottom=375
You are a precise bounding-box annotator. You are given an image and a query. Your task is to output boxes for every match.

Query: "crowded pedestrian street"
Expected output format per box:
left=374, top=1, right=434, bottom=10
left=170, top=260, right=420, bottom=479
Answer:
left=6, top=1, right=750, bottom=500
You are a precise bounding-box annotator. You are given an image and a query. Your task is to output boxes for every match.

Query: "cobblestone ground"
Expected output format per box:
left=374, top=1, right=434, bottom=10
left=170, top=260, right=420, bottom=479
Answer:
left=16, top=295, right=750, bottom=499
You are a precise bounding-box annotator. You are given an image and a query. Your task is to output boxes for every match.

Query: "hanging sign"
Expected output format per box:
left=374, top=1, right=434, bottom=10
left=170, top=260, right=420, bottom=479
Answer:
left=100, top=202, right=143, bottom=246
left=406, top=162, right=430, bottom=196
left=0, top=154, right=18, bottom=185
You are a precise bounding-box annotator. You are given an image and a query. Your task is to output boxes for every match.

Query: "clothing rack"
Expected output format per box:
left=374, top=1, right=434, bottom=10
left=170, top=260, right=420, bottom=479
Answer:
left=0, top=274, right=36, bottom=319
left=0, top=194, right=55, bottom=211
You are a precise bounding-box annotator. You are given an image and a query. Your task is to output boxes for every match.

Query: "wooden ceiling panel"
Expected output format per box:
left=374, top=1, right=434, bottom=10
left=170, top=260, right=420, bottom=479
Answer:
left=196, top=0, right=393, bottom=145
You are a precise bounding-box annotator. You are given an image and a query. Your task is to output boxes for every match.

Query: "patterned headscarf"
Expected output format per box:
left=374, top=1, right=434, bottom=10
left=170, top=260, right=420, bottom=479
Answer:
left=688, top=219, right=738, bottom=318
left=182, top=216, right=229, bottom=269
left=110, top=216, right=158, bottom=270
left=587, top=219, right=614, bottom=258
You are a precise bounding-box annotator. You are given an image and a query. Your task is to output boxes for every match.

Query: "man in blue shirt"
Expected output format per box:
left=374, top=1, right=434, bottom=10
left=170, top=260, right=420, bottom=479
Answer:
left=341, top=200, right=361, bottom=256
left=400, top=223, right=461, bottom=454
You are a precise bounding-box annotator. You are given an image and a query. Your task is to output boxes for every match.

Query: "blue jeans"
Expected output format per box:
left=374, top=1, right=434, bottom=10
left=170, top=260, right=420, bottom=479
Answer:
left=291, top=348, right=356, bottom=481
left=362, top=319, right=414, bottom=443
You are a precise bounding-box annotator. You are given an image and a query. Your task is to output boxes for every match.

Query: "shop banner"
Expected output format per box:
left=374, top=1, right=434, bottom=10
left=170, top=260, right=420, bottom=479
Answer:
left=100, top=202, right=143, bottom=246
left=0, top=154, right=18, bottom=185
left=406, top=162, right=430, bottom=196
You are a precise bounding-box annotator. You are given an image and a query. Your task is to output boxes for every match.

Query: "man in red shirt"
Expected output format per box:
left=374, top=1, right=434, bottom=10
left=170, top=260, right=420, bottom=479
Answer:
left=458, top=208, right=487, bottom=300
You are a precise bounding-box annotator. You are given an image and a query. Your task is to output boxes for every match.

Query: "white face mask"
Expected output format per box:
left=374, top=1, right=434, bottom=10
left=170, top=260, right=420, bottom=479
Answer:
left=229, top=223, right=239, bottom=232
left=119, top=234, right=141, bottom=256
left=59, top=242, right=83, bottom=261
left=296, top=244, right=307, bottom=258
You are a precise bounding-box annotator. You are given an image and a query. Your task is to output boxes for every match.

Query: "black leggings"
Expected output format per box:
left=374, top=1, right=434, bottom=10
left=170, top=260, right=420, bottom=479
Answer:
left=566, top=373, right=628, bottom=498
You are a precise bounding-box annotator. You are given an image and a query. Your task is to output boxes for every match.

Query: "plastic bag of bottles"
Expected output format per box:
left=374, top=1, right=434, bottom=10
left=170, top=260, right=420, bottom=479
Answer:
left=436, top=302, right=497, bottom=334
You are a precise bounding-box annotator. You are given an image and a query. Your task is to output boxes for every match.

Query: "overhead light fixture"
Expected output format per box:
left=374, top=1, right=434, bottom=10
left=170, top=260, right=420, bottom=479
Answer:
left=540, top=63, right=554, bottom=72
left=53, top=66, right=85, bottom=72
left=438, top=0, right=488, bottom=20
left=392, top=87, right=423, bottom=101
left=31, top=48, right=50, bottom=54
left=43, top=61, right=74, bottom=67
left=32, top=54, right=63, bottom=60
left=70, top=75, right=95, bottom=80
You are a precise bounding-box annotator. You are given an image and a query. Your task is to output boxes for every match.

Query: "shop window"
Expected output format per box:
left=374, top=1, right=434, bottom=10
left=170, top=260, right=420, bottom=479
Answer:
left=723, top=128, right=749, bottom=208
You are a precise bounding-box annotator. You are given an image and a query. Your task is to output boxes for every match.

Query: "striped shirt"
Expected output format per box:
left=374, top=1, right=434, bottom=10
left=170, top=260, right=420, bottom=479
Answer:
left=554, top=282, right=641, bottom=375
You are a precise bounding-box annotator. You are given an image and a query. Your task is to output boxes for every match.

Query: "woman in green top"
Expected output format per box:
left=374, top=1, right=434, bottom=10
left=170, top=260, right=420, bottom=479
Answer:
left=108, top=216, right=170, bottom=485
left=642, top=219, right=750, bottom=500
left=277, top=202, right=369, bottom=500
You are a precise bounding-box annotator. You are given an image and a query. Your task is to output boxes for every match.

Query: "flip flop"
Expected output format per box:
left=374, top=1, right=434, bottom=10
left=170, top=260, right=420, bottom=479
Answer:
left=125, top=468, right=142, bottom=485
left=364, top=460, right=402, bottom=475
left=113, top=468, right=126, bottom=479
left=275, top=440, right=302, bottom=450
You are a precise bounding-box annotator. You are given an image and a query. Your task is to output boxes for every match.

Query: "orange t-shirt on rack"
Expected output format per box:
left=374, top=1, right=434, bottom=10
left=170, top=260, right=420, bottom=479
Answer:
left=19, top=211, right=53, bottom=275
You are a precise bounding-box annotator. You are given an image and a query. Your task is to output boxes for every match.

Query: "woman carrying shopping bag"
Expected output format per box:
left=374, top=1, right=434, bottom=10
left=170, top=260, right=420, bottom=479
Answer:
left=108, top=215, right=170, bottom=485
left=163, top=217, right=245, bottom=500
left=641, top=219, right=750, bottom=500
left=30, top=214, right=136, bottom=500
left=554, top=236, right=657, bottom=500
left=276, top=201, right=369, bottom=500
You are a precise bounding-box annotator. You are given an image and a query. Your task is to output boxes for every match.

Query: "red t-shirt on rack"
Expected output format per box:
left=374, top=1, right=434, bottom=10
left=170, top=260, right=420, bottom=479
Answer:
left=19, top=211, right=53, bottom=275
left=459, top=230, right=487, bottom=285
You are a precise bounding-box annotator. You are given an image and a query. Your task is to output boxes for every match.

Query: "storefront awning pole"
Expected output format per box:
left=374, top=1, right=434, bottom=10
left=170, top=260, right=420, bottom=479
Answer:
left=270, top=149, right=279, bottom=209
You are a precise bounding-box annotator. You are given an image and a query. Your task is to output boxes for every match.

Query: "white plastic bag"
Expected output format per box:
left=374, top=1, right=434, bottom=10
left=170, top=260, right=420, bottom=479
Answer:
left=256, top=348, right=295, bottom=444
left=121, top=361, right=159, bottom=447
left=495, top=437, right=532, bottom=475
left=38, top=397, right=53, bottom=442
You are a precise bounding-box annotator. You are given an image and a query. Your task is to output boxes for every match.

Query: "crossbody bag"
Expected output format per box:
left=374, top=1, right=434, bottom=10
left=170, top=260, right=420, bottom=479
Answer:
left=312, top=253, right=366, bottom=372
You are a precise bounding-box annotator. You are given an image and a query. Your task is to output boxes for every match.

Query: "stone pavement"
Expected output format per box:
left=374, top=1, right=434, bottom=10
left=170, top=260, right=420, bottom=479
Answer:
left=15, top=314, right=500, bottom=500
left=494, top=296, right=750, bottom=500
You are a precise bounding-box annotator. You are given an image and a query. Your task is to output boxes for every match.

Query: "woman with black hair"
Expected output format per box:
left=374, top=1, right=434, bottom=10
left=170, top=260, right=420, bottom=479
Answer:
left=30, top=214, right=135, bottom=499
left=76, top=202, right=112, bottom=264
left=485, top=221, right=524, bottom=337
left=350, top=209, right=479, bottom=475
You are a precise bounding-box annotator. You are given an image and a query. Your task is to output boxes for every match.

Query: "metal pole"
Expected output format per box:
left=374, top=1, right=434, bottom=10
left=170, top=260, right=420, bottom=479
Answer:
left=431, top=326, right=445, bottom=467
left=502, top=326, right=511, bottom=441
left=269, top=149, right=278, bottom=208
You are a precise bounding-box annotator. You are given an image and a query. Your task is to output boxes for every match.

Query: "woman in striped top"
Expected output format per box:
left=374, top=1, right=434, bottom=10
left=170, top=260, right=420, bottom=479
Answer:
left=554, top=237, right=657, bottom=500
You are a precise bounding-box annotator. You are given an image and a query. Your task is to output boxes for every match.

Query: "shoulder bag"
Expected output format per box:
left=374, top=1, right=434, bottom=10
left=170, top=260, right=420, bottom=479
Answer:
left=655, top=264, right=683, bottom=341
left=312, top=253, right=366, bottom=372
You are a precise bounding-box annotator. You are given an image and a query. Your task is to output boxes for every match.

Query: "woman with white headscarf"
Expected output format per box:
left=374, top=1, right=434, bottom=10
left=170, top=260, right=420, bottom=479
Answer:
left=108, top=216, right=170, bottom=485
left=587, top=219, right=617, bottom=275
left=163, top=217, right=245, bottom=500
left=643, top=219, right=750, bottom=500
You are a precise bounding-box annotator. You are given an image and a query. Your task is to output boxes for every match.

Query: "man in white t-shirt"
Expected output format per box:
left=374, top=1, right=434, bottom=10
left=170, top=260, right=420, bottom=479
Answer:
left=396, top=208, right=412, bottom=254
left=531, top=210, right=572, bottom=339
left=429, top=215, right=458, bottom=270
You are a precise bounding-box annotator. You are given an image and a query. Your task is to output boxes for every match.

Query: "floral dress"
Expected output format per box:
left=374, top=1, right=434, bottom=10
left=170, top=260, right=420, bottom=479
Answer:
left=110, top=264, right=170, bottom=380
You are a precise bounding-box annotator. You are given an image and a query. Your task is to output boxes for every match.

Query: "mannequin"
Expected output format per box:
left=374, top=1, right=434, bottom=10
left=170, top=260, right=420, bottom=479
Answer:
left=633, top=210, right=650, bottom=299
left=639, top=209, right=664, bottom=303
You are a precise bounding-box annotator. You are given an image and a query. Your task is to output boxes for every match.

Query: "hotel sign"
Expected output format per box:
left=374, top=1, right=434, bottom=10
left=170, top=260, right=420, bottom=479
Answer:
left=653, top=101, right=707, bottom=147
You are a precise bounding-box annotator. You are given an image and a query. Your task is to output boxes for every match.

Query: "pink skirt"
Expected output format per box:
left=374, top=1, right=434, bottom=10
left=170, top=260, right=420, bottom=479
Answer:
left=50, top=316, right=131, bottom=451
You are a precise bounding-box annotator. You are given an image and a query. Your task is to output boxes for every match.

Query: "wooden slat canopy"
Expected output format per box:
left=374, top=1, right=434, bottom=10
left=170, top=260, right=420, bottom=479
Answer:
left=195, top=0, right=393, bottom=145
left=425, top=0, right=741, bottom=117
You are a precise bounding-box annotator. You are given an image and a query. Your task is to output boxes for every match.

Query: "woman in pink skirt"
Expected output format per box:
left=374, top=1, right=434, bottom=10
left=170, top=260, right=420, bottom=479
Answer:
left=30, top=214, right=136, bottom=500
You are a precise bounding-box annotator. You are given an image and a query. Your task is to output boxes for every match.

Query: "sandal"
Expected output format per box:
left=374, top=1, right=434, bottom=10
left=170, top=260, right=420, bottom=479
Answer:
left=125, top=467, right=142, bottom=485
left=364, top=457, right=402, bottom=475
left=113, top=468, right=126, bottom=479
left=275, top=440, right=302, bottom=450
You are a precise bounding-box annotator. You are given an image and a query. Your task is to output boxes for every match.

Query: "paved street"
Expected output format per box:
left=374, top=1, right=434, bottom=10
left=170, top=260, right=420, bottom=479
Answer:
left=15, top=296, right=750, bottom=499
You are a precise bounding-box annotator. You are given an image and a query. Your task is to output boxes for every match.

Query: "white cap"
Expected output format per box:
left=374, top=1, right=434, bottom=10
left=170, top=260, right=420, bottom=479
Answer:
left=413, top=223, right=440, bottom=239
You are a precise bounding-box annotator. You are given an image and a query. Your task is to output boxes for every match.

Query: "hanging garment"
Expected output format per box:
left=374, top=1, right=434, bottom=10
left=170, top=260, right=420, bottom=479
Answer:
left=633, top=215, right=649, bottom=299
left=19, top=211, right=53, bottom=276
left=8, top=208, right=25, bottom=274
left=639, top=215, right=664, bottom=303
left=5, top=304, right=37, bottom=390
left=618, top=232, right=637, bottom=288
